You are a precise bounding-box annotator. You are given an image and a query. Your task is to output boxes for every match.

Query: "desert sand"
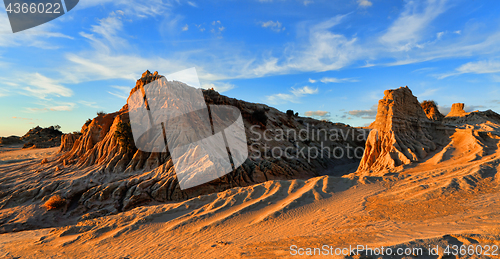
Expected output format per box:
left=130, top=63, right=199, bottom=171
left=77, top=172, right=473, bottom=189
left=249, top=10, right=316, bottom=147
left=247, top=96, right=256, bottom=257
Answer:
left=1, top=81, right=500, bottom=258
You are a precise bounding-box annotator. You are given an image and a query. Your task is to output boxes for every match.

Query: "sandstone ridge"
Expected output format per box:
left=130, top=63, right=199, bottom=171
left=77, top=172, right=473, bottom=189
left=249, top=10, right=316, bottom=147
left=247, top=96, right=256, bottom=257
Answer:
left=357, top=86, right=500, bottom=175
left=0, top=71, right=367, bottom=233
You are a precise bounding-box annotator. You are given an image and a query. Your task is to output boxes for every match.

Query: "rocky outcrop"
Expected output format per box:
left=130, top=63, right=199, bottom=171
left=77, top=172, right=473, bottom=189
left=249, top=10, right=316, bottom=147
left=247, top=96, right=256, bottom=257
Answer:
left=0, top=136, right=23, bottom=146
left=358, top=86, right=440, bottom=172
left=421, top=100, right=444, bottom=121
left=1, top=126, right=63, bottom=148
left=0, top=71, right=368, bottom=233
left=19, top=126, right=63, bottom=149
left=59, top=133, right=82, bottom=152
left=446, top=103, right=468, bottom=117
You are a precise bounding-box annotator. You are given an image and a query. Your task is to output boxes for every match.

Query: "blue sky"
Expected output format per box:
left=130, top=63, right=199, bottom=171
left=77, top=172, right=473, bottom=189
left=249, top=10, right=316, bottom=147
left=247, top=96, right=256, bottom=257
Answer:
left=1, top=0, right=500, bottom=136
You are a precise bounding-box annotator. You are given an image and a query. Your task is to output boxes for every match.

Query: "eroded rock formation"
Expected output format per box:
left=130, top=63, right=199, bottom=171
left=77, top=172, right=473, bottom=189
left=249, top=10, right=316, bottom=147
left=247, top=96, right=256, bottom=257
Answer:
left=358, top=86, right=441, bottom=172
left=0, top=71, right=367, bottom=232
left=357, top=87, right=500, bottom=175
left=446, top=103, right=468, bottom=118
left=421, top=100, right=444, bottom=121
left=0, top=126, right=63, bottom=148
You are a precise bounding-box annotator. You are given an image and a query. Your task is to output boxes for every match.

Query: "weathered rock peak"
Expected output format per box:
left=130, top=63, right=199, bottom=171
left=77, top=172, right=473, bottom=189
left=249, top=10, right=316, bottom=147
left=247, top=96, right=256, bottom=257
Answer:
left=446, top=103, right=468, bottom=117
left=358, top=86, right=438, bottom=172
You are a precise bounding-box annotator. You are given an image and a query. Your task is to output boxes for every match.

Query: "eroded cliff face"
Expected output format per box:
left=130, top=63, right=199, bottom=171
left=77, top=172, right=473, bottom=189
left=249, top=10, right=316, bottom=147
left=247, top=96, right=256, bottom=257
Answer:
left=358, top=86, right=442, bottom=172
left=356, top=87, right=500, bottom=175
left=0, top=71, right=367, bottom=233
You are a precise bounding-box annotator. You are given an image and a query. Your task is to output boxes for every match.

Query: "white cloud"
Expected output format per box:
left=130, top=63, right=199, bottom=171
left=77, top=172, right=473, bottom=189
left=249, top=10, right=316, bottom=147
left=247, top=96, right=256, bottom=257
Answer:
left=358, top=0, right=372, bottom=7
left=0, top=12, right=73, bottom=48
left=291, top=86, right=318, bottom=95
left=380, top=0, right=448, bottom=51
left=320, top=77, right=358, bottom=83
left=304, top=110, right=330, bottom=118
left=260, top=21, right=285, bottom=32
left=26, top=102, right=76, bottom=112
left=187, top=1, right=198, bottom=7
left=251, top=14, right=361, bottom=76
left=78, top=100, right=100, bottom=108
left=24, top=73, right=73, bottom=99
left=202, top=82, right=235, bottom=92
left=80, top=12, right=127, bottom=51
left=108, top=85, right=132, bottom=99
left=266, top=86, right=318, bottom=104
left=182, top=24, right=189, bottom=31
left=438, top=60, right=500, bottom=79
left=308, top=78, right=317, bottom=83
left=348, top=104, right=378, bottom=119
left=416, top=88, right=439, bottom=98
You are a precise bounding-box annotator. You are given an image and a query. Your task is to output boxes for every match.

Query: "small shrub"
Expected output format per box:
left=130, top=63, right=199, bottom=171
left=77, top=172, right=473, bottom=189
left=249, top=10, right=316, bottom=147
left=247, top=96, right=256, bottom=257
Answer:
left=96, top=111, right=107, bottom=116
left=252, top=109, right=268, bottom=125
left=85, top=118, right=92, bottom=126
left=44, top=195, right=66, bottom=210
left=286, top=110, right=294, bottom=117
left=294, top=112, right=299, bottom=117
left=114, top=121, right=136, bottom=152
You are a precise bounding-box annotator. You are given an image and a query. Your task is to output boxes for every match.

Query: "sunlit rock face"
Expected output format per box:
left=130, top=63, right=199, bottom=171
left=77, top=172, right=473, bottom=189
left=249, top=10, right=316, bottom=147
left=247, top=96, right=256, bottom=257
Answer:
left=421, top=101, right=444, bottom=121
left=0, top=70, right=367, bottom=233
left=446, top=103, right=468, bottom=118
left=358, top=86, right=440, bottom=173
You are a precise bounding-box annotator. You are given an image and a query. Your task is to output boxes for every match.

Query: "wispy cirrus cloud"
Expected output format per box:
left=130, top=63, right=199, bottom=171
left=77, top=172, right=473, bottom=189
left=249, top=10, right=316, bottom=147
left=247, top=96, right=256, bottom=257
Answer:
left=319, top=77, right=359, bottom=83
left=26, top=101, right=76, bottom=112
left=24, top=73, right=73, bottom=99
left=250, top=14, right=361, bottom=76
left=0, top=11, right=73, bottom=49
left=438, top=60, right=500, bottom=79
left=108, top=85, right=131, bottom=100
left=266, top=86, right=318, bottom=104
left=380, top=0, right=448, bottom=52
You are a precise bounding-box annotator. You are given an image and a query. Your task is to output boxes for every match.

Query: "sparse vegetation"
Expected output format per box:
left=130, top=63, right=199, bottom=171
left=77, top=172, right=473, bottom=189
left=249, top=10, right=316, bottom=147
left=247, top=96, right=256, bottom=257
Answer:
left=114, top=121, right=136, bottom=152
left=85, top=118, right=92, bottom=126
left=97, top=111, right=107, bottom=116
left=286, top=110, right=294, bottom=117
left=43, top=195, right=66, bottom=210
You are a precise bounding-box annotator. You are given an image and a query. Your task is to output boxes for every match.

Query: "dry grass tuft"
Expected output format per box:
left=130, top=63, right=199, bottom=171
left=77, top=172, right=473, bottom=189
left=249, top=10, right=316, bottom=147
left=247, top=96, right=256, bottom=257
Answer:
left=43, top=195, right=66, bottom=210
